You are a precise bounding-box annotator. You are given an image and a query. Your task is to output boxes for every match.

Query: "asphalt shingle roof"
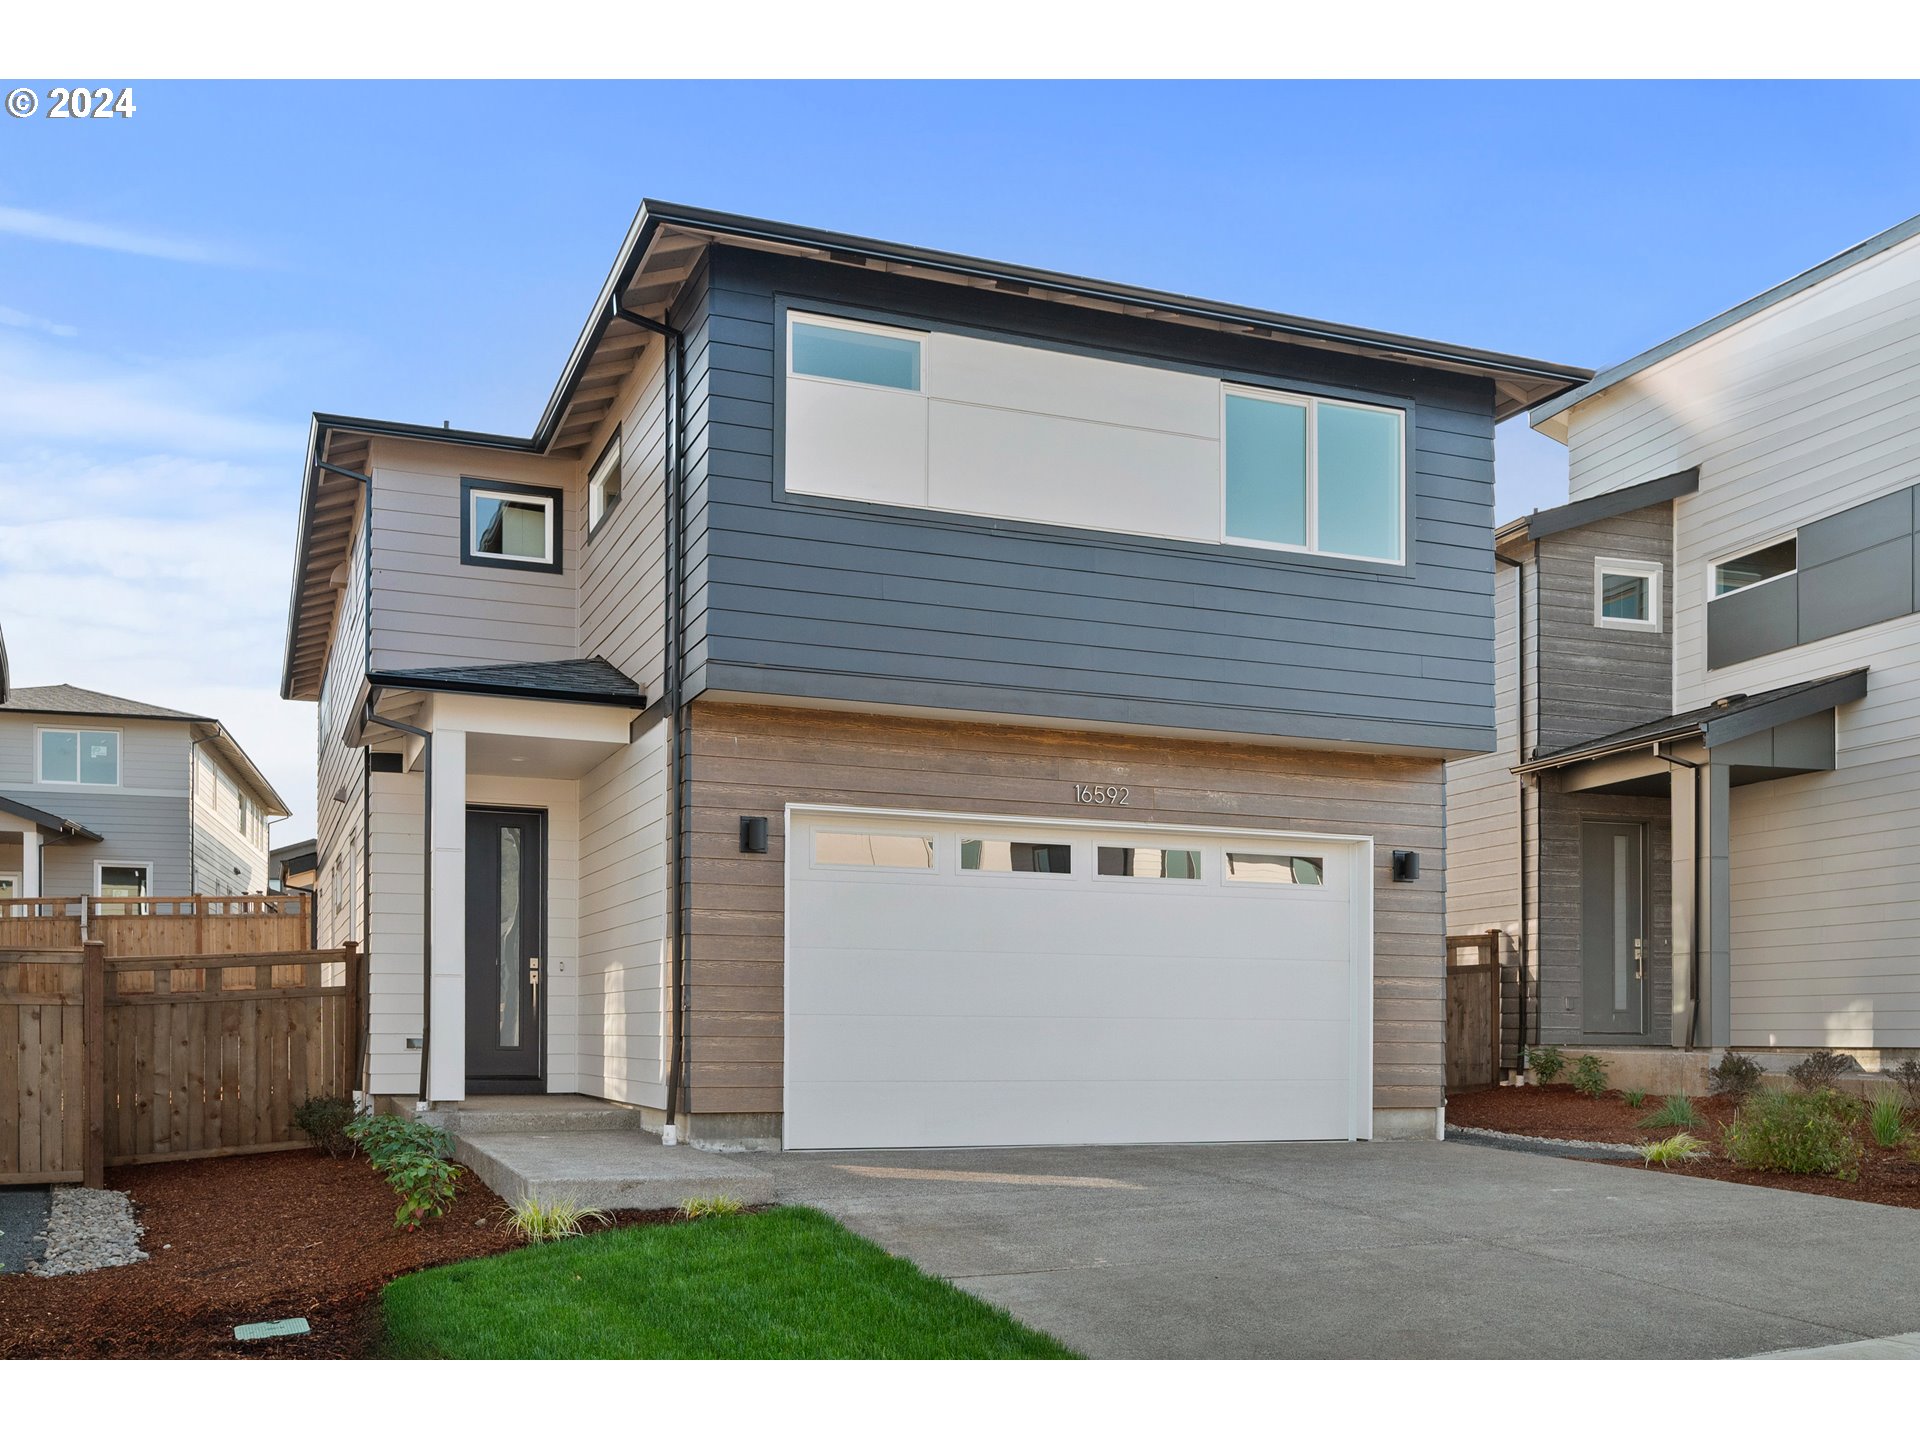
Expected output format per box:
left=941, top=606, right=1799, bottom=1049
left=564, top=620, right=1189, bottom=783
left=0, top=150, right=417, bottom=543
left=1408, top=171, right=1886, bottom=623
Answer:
left=369, top=657, right=645, bottom=706
left=0, top=684, right=210, bottom=721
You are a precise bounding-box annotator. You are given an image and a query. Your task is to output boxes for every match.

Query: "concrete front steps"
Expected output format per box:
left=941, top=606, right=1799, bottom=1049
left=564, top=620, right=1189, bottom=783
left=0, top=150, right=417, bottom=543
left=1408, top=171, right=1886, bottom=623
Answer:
left=435, top=1097, right=776, bottom=1211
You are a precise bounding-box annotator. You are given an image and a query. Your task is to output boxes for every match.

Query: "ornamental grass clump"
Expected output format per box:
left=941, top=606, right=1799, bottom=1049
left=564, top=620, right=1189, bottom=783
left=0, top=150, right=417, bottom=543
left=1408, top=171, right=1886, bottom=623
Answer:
left=504, top=1196, right=611, bottom=1243
left=1637, top=1133, right=1707, bottom=1168
left=1721, top=1089, right=1863, bottom=1180
left=1869, top=1096, right=1908, bottom=1150
left=1621, top=1088, right=1648, bottom=1109
left=1637, top=1094, right=1702, bottom=1130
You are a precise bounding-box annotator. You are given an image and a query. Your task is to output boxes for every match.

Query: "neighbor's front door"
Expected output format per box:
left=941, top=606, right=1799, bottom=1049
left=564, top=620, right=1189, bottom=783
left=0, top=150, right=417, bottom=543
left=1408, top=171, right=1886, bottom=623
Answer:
left=466, top=807, right=545, bottom=1091
left=1581, top=821, right=1647, bottom=1036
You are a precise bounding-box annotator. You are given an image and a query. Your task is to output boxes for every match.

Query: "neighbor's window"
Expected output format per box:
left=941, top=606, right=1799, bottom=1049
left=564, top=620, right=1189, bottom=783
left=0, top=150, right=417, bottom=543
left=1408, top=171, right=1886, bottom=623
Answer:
left=1224, top=386, right=1405, bottom=563
left=96, top=863, right=150, bottom=913
left=961, top=839, right=1073, bottom=874
left=1225, top=852, right=1325, bottom=886
left=588, top=430, right=622, bottom=535
left=1595, top=558, right=1662, bottom=632
left=39, top=728, right=119, bottom=785
left=1097, top=846, right=1201, bottom=879
left=1712, top=538, right=1797, bottom=598
left=814, top=832, right=935, bottom=869
left=462, top=478, right=562, bottom=572
left=790, top=314, right=922, bottom=391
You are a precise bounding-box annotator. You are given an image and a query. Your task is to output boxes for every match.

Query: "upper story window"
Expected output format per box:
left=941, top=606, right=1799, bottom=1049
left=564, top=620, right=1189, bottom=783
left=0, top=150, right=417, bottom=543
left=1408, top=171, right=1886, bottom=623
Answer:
left=1712, top=537, right=1796, bottom=598
left=460, top=477, right=563, bottom=574
left=791, top=315, right=923, bottom=391
left=1223, top=387, right=1405, bottom=563
left=1594, top=557, right=1662, bottom=632
left=38, top=728, right=119, bottom=785
left=587, top=430, right=622, bottom=536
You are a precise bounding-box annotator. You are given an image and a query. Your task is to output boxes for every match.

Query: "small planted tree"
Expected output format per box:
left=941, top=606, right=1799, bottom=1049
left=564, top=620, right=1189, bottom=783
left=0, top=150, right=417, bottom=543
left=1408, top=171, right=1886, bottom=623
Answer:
left=1787, top=1049, right=1853, bottom=1093
left=1708, top=1051, right=1765, bottom=1101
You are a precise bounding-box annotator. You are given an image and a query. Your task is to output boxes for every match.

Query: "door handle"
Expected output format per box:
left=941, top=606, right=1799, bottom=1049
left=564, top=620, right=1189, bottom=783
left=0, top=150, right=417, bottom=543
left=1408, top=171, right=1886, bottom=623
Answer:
left=1633, top=938, right=1644, bottom=980
left=529, top=956, right=541, bottom=990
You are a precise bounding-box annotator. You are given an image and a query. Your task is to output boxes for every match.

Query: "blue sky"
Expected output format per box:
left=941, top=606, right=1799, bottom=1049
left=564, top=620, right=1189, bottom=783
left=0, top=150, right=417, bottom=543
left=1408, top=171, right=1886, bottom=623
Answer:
left=4, top=79, right=1918, bottom=841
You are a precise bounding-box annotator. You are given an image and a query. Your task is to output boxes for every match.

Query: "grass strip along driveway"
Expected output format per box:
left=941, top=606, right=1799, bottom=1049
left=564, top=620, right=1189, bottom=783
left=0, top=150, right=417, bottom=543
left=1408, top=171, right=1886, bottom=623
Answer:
left=383, top=1205, right=1076, bottom=1359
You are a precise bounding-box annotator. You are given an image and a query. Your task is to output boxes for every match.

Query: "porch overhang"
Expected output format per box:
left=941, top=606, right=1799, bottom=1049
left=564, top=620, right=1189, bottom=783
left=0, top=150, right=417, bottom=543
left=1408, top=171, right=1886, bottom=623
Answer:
left=0, top=794, right=103, bottom=844
left=1513, top=667, right=1868, bottom=795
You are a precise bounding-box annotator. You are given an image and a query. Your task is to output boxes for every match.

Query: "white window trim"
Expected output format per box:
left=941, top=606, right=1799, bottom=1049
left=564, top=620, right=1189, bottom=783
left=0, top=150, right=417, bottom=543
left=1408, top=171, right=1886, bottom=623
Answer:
left=787, top=311, right=927, bottom=394
left=0, top=873, right=19, bottom=896
left=1594, top=556, right=1663, bottom=632
left=36, top=726, right=122, bottom=787
left=94, top=859, right=152, bottom=897
left=1709, top=533, right=1798, bottom=602
left=587, top=431, right=622, bottom=533
left=1220, top=383, right=1406, bottom=565
left=467, top=487, right=557, bottom=566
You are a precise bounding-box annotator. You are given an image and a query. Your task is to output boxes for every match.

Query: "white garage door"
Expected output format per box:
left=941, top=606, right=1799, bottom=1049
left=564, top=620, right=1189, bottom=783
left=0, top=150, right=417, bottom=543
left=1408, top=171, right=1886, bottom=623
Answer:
left=784, top=809, right=1372, bottom=1150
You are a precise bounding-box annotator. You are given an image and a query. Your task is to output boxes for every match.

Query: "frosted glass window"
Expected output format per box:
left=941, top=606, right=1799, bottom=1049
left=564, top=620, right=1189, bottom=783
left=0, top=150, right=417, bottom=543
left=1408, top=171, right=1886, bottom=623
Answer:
left=961, top=839, right=1072, bottom=874
left=1224, top=393, right=1308, bottom=547
left=792, top=320, right=921, bottom=391
left=1225, top=852, right=1325, bottom=886
left=1097, top=846, right=1201, bottom=879
left=1315, top=401, right=1403, bottom=562
left=814, top=832, right=935, bottom=869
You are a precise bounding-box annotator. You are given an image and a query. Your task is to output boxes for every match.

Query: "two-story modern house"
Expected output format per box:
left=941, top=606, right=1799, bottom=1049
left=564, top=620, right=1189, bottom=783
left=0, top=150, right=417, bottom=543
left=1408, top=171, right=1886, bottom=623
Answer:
left=0, top=683, right=289, bottom=900
left=1448, top=212, right=1920, bottom=1086
left=281, top=202, right=1587, bottom=1149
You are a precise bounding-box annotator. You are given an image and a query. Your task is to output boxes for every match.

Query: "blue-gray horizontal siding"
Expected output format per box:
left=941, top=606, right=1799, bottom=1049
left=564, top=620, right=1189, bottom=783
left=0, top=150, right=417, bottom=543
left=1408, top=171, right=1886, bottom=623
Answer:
left=681, top=248, right=1500, bottom=754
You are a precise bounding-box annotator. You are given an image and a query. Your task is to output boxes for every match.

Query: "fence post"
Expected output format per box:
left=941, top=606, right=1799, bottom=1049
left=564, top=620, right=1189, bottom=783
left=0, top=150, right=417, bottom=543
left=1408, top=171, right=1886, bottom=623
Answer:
left=1484, top=928, right=1504, bottom=1083
left=342, top=940, right=364, bottom=1096
left=82, top=939, right=106, bottom=1188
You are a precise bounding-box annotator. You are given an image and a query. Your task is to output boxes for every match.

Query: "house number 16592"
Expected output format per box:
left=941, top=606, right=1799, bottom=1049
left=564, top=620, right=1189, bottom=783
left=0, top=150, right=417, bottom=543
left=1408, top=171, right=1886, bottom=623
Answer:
left=1074, top=784, right=1130, bottom=806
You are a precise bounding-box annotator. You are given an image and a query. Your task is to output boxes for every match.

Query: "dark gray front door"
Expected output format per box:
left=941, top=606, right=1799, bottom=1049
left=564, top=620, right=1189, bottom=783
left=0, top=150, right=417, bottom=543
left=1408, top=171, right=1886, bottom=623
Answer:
left=466, top=807, right=544, bottom=1090
left=1581, top=821, right=1647, bottom=1036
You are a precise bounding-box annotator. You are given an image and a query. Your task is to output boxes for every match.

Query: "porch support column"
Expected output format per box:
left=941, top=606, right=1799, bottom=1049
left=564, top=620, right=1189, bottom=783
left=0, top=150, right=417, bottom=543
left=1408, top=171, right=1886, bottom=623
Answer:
left=1669, top=759, right=1732, bottom=1048
left=427, top=729, right=467, bottom=1102
left=19, top=830, right=42, bottom=899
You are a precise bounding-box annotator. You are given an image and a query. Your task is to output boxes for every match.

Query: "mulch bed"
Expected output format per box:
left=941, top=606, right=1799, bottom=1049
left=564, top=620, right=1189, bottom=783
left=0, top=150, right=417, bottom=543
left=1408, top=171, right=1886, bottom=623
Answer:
left=1450, top=1084, right=1920, bottom=1211
left=0, top=1150, right=678, bottom=1359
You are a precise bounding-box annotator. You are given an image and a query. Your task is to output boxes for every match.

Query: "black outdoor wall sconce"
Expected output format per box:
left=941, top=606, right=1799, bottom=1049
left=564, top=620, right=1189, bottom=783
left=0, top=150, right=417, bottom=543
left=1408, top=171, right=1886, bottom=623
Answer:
left=1391, top=850, right=1420, bottom=882
left=740, top=816, right=769, bottom=854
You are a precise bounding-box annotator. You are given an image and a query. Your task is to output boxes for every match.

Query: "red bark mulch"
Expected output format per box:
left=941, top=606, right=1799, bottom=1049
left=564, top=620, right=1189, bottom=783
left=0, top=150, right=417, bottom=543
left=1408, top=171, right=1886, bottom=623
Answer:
left=1450, top=1083, right=1920, bottom=1211
left=0, top=1150, right=677, bottom=1359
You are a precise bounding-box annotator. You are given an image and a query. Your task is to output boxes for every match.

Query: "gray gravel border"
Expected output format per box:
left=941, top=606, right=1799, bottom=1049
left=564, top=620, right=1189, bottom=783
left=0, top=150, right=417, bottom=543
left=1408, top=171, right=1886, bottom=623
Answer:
left=28, top=1187, right=147, bottom=1277
left=1447, top=1123, right=1644, bottom=1162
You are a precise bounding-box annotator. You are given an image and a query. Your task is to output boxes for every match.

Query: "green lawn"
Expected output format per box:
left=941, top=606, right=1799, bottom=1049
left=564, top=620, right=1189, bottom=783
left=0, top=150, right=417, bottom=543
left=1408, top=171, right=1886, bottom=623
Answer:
left=382, top=1205, right=1077, bottom=1359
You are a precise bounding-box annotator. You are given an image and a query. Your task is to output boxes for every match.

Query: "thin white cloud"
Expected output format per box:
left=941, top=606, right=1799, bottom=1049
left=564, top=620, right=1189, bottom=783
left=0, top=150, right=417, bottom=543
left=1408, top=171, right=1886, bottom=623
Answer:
left=0, top=204, right=249, bottom=265
left=0, top=303, right=77, bottom=337
left=0, top=336, right=300, bottom=453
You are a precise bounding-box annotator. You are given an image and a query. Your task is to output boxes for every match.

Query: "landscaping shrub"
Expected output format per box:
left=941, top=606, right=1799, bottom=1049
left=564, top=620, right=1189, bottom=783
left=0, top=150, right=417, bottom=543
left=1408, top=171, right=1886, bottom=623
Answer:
left=1637, top=1094, right=1702, bottom=1129
left=1708, top=1051, right=1765, bottom=1101
left=1888, top=1058, right=1920, bottom=1108
left=1721, top=1090, right=1863, bottom=1180
left=504, top=1197, right=610, bottom=1243
left=1622, top=1088, right=1648, bottom=1109
left=1787, top=1049, right=1854, bottom=1093
left=293, top=1095, right=358, bottom=1159
left=1525, top=1045, right=1566, bottom=1083
left=345, top=1113, right=463, bottom=1230
left=1637, top=1133, right=1707, bottom=1168
left=1569, top=1054, right=1610, bottom=1098
left=1869, top=1096, right=1908, bottom=1150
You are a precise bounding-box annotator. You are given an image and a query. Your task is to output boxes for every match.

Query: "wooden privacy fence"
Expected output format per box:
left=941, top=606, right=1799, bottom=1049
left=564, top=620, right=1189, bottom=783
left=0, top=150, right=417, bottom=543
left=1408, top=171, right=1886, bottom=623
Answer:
left=1444, top=929, right=1504, bottom=1094
left=1, top=940, right=360, bottom=1186
left=0, top=893, right=311, bottom=956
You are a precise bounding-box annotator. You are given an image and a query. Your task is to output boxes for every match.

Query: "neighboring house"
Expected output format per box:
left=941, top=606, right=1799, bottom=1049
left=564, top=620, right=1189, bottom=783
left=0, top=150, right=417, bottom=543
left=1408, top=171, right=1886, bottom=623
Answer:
left=1447, top=212, right=1920, bottom=1079
left=271, top=837, right=319, bottom=893
left=281, top=201, right=1586, bottom=1148
left=0, top=684, right=289, bottom=901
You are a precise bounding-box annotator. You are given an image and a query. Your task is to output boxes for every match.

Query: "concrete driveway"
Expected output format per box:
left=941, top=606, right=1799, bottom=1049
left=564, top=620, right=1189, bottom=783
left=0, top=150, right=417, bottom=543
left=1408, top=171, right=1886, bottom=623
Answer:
left=769, top=1139, right=1920, bottom=1358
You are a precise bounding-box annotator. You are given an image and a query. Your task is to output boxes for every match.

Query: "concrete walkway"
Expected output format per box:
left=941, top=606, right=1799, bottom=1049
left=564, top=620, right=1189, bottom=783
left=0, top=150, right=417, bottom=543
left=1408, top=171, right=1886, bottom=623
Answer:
left=763, top=1140, right=1920, bottom=1359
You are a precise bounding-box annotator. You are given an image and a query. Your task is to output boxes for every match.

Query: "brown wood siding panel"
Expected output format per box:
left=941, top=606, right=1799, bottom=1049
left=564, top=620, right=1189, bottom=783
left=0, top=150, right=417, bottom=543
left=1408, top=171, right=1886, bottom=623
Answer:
left=682, top=700, right=1445, bottom=1116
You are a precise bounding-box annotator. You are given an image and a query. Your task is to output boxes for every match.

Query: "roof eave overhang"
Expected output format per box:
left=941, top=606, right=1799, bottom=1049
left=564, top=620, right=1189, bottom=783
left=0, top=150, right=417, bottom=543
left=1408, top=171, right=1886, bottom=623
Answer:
left=365, top=669, right=647, bottom=710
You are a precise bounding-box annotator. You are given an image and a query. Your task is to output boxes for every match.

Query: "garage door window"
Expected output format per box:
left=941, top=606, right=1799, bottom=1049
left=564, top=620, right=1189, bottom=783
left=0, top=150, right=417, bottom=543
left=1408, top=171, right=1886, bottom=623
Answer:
left=814, top=832, right=935, bottom=869
left=1096, top=846, right=1201, bottom=879
left=1226, top=852, right=1325, bottom=885
left=961, top=839, right=1072, bottom=874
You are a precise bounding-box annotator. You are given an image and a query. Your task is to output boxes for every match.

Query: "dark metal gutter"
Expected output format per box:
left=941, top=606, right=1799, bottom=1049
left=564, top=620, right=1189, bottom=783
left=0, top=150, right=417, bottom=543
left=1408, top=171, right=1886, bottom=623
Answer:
left=364, top=670, right=646, bottom=709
